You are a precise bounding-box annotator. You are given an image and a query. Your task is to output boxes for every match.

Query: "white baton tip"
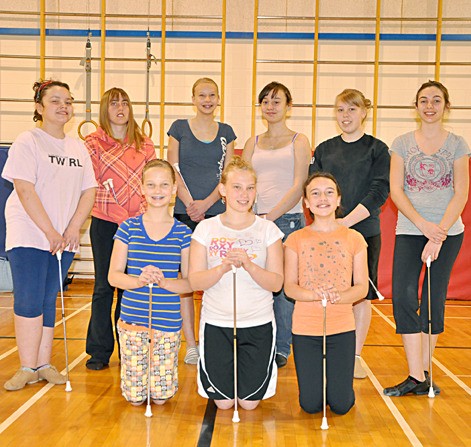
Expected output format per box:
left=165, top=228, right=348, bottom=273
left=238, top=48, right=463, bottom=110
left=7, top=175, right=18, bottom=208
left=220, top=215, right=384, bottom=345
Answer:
left=321, top=417, right=329, bottom=430
left=426, top=255, right=432, bottom=268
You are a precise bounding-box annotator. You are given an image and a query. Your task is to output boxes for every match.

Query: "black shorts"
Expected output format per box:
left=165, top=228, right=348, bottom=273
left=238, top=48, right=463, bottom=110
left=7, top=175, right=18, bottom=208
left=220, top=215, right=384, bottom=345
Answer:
left=198, top=321, right=277, bottom=401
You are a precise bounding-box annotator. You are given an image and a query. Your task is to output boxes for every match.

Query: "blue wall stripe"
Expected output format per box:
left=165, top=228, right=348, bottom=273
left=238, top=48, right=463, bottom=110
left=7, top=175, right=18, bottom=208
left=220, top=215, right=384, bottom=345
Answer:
left=0, top=28, right=471, bottom=41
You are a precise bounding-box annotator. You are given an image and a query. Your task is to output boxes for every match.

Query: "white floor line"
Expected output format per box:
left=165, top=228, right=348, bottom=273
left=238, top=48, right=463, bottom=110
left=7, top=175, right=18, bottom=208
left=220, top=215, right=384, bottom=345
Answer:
left=430, top=358, right=471, bottom=396
left=0, top=347, right=19, bottom=362
left=373, top=303, right=471, bottom=308
left=443, top=316, right=471, bottom=319
left=0, top=306, right=91, bottom=311
left=0, top=351, right=87, bottom=434
left=0, top=302, right=91, bottom=362
left=372, top=314, right=471, bottom=320
left=371, top=304, right=399, bottom=330
left=371, top=304, right=471, bottom=397
left=54, top=302, right=91, bottom=327
left=362, top=361, right=423, bottom=447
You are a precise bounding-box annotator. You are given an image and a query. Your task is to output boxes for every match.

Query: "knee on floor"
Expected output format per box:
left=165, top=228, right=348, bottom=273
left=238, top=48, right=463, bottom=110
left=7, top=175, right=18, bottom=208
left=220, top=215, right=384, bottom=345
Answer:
left=299, top=399, right=322, bottom=414
left=238, top=399, right=260, bottom=411
left=329, top=400, right=354, bottom=415
left=215, top=399, right=235, bottom=410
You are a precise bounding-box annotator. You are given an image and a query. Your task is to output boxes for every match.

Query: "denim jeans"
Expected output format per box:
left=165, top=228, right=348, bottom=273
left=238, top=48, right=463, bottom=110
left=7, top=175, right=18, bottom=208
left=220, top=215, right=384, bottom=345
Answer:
left=273, top=212, right=304, bottom=358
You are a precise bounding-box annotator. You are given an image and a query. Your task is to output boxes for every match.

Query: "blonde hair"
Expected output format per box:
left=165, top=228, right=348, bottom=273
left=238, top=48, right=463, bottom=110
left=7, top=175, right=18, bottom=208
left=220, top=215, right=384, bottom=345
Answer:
left=220, top=156, right=257, bottom=185
left=192, top=78, right=219, bottom=96
left=335, top=89, right=371, bottom=123
left=142, top=159, right=175, bottom=183
left=99, top=87, right=144, bottom=150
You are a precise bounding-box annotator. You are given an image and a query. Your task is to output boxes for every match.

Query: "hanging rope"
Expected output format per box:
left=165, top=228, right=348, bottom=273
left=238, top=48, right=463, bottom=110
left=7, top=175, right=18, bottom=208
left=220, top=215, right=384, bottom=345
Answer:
left=78, top=31, right=98, bottom=140
left=142, top=30, right=157, bottom=138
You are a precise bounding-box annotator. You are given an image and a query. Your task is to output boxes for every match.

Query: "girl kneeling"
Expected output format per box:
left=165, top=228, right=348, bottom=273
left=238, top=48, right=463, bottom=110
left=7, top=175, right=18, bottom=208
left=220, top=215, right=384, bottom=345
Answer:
left=189, top=156, right=283, bottom=411
left=108, top=160, right=192, bottom=405
left=284, top=172, right=368, bottom=415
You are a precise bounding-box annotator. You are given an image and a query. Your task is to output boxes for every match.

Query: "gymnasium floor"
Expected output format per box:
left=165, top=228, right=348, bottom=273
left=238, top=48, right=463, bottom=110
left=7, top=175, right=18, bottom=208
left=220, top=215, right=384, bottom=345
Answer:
left=0, top=282, right=470, bottom=447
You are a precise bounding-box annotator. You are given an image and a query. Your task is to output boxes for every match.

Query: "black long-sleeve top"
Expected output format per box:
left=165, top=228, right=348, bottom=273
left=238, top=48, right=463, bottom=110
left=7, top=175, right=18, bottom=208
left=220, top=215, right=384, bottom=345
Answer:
left=309, top=134, right=390, bottom=238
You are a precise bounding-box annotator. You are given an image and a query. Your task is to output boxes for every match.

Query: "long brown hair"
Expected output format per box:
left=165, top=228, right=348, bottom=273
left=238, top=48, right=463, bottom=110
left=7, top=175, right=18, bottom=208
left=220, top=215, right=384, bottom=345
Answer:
left=99, top=87, right=144, bottom=150
left=414, top=80, right=450, bottom=108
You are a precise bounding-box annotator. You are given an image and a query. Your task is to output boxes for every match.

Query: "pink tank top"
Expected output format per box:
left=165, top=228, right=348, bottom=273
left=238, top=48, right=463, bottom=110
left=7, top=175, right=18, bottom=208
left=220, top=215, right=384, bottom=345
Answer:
left=252, top=133, right=302, bottom=215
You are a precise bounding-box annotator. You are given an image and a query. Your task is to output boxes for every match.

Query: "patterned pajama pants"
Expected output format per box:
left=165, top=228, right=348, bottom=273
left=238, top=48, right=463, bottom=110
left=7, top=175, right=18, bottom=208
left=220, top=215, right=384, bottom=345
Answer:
left=118, top=320, right=181, bottom=403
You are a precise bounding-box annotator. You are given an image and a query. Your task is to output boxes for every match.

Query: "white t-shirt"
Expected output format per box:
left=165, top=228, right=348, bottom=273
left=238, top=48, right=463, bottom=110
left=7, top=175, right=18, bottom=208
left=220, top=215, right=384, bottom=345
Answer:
left=192, top=215, right=284, bottom=328
left=2, top=128, right=97, bottom=252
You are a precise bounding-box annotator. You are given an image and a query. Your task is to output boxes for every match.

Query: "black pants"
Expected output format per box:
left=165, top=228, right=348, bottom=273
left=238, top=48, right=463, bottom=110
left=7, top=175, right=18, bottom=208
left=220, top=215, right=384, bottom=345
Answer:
left=365, top=234, right=381, bottom=300
left=292, top=331, right=355, bottom=415
left=86, top=217, right=123, bottom=363
left=392, top=233, right=463, bottom=334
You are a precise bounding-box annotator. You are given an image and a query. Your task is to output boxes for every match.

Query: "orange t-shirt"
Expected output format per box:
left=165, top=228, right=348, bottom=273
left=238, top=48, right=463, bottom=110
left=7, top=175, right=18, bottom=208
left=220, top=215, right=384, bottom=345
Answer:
left=284, top=225, right=367, bottom=336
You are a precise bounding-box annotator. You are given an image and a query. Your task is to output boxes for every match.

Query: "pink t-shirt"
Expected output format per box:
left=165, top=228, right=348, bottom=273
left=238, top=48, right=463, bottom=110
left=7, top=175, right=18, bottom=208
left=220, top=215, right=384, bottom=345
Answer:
left=284, top=225, right=367, bottom=336
left=2, top=128, right=97, bottom=252
left=251, top=134, right=302, bottom=215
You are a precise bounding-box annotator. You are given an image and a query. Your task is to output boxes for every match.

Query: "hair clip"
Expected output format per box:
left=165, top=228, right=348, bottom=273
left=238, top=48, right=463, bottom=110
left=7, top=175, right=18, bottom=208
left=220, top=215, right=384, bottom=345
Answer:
left=35, top=80, right=54, bottom=102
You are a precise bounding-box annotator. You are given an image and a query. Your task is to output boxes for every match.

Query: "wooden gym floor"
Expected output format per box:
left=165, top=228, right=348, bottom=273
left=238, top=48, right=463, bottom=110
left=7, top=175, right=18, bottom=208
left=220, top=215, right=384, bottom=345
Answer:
left=0, top=280, right=470, bottom=447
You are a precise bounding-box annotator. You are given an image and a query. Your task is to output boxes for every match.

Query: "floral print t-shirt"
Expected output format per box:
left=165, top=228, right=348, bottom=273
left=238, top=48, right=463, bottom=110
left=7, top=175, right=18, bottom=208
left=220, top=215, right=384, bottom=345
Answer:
left=390, top=131, right=470, bottom=236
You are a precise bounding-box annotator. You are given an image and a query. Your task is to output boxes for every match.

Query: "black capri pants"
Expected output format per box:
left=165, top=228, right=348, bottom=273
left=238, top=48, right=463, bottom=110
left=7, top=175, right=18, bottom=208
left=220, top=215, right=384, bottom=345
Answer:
left=292, top=330, right=355, bottom=415
left=392, top=233, right=463, bottom=335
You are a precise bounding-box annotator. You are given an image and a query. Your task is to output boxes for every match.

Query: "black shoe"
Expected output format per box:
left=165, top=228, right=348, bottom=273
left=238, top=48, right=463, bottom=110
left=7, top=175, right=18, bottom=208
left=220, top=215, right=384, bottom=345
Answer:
left=421, top=371, right=441, bottom=395
left=275, top=354, right=288, bottom=368
left=383, top=376, right=429, bottom=396
left=86, top=359, right=109, bottom=371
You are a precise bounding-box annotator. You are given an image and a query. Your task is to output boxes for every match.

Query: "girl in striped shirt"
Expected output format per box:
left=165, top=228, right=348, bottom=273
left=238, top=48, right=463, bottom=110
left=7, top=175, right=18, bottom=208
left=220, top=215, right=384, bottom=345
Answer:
left=108, top=159, right=192, bottom=405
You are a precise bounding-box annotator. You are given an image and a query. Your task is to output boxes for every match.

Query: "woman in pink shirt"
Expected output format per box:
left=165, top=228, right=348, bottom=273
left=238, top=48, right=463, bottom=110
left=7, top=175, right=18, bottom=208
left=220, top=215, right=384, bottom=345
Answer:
left=243, top=82, right=311, bottom=368
left=85, top=87, right=156, bottom=371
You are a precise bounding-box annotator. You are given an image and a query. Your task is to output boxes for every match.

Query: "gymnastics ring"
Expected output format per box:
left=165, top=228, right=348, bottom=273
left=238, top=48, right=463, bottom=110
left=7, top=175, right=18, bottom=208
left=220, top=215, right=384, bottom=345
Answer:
left=142, top=118, right=153, bottom=139
left=78, top=119, right=98, bottom=140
